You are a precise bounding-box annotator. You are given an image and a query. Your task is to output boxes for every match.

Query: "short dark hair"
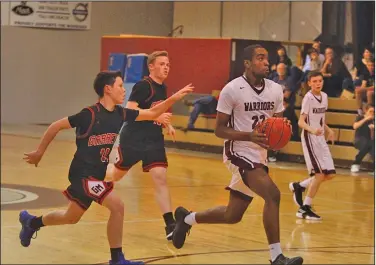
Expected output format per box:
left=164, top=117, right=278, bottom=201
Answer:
left=93, top=71, right=122, bottom=97
left=243, top=44, right=264, bottom=61
left=307, top=71, right=324, bottom=81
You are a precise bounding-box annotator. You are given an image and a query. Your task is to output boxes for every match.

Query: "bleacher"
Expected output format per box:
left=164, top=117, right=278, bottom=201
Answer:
left=168, top=91, right=373, bottom=169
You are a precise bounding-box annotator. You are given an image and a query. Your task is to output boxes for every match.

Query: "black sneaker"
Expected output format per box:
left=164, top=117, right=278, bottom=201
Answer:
left=172, top=206, right=191, bottom=249
left=288, top=182, right=305, bottom=207
left=165, top=223, right=175, bottom=241
left=271, top=254, right=303, bottom=264
left=296, top=205, right=321, bottom=220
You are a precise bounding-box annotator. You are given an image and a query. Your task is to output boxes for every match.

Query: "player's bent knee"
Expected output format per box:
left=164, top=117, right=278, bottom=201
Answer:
left=111, top=200, right=125, bottom=216
left=150, top=169, right=168, bottom=186
left=324, top=174, right=335, bottom=180
left=64, top=212, right=82, bottom=224
left=264, top=186, right=280, bottom=204
left=224, top=211, right=243, bottom=224
left=102, top=192, right=125, bottom=216
left=314, top=173, right=325, bottom=181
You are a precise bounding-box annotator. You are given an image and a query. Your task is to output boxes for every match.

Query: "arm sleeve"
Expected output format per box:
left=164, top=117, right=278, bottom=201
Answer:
left=216, top=85, right=235, bottom=115
left=274, top=85, right=285, bottom=113
left=123, top=108, right=140, bottom=122
left=301, top=95, right=310, bottom=115
left=68, top=108, right=93, bottom=134
left=128, top=81, right=151, bottom=105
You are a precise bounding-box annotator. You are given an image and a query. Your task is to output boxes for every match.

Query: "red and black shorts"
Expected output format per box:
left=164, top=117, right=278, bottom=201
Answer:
left=63, top=177, right=114, bottom=210
left=115, top=146, right=168, bottom=172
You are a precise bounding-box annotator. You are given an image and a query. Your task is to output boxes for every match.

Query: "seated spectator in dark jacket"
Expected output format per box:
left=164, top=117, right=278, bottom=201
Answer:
left=183, top=95, right=219, bottom=131
left=271, top=46, right=292, bottom=73
left=321, top=47, right=352, bottom=97
left=354, top=47, right=374, bottom=81
left=355, top=61, right=375, bottom=115
left=351, top=105, right=374, bottom=173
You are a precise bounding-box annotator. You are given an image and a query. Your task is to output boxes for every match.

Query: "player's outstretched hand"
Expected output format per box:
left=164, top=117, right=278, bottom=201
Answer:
left=249, top=130, right=269, bottom=149
left=172, top=84, right=194, bottom=101
left=23, top=150, right=43, bottom=167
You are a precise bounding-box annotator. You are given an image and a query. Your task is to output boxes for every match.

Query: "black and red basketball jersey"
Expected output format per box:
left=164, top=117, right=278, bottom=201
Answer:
left=68, top=102, right=139, bottom=181
left=120, top=77, right=167, bottom=149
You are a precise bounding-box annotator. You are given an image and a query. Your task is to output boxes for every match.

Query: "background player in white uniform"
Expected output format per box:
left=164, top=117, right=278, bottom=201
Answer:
left=289, top=71, right=336, bottom=220
left=172, top=45, right=303, bottom=265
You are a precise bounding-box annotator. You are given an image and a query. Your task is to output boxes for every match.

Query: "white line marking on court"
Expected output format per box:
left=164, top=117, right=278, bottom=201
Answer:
left=2, top=208, right=373, bottom=229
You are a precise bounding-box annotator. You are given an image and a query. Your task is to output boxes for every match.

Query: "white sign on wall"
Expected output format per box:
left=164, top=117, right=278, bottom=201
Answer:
left=9, top=2, right=91, bottom=30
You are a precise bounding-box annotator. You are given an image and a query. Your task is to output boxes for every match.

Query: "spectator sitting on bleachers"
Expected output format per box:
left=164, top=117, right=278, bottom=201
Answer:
left=355, top=61, right=375, bottom=115
left=307, top=48, right=324, bottom=72
left=302, top=41, right=325, bottom=72
left=271, top=46, right=292, bottom=72
left=321, top=47, right=352, bottom=97
left=354, top=47, right=374, bottom=80
left=182, top=95, right=219, bottom=131
left=351, top=104, right=374, bottom=173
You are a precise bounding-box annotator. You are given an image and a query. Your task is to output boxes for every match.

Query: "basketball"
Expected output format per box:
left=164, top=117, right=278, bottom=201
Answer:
left=257, top=117, right=291, bottom=150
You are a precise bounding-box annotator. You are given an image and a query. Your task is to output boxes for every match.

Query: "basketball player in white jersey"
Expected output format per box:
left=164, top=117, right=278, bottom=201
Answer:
left=172, top=45, right=303, bottom=265
left=289, top=71, right=335, bottom=220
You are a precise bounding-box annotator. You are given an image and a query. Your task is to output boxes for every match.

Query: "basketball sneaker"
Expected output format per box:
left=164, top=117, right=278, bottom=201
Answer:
left=109, top=253, right=144, bottom=265
left=288, top=182, right=305, bottom=207
left=19, top=210, right=39, bottom=247
left=296, top=205, right=321, bottom=220
left=165, top=223, right=175, bottom=241
left=270, top=254, right=304, bottom=264
left=172, top=206, right=191, bottom=249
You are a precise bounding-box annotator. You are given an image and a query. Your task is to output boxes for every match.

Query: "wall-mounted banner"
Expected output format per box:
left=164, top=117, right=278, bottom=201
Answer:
left=9, top=2, right=91, bottom=30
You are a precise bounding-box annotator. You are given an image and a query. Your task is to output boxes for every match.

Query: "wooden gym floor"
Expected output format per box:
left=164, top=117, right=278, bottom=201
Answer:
left=1, top=125, right=375, bottom=264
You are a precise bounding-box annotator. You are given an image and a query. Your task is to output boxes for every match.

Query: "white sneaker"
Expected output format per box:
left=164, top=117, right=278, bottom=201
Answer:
left=268, top=156, right=277, bottom=162
left=351, top=164, right=360, bottom=173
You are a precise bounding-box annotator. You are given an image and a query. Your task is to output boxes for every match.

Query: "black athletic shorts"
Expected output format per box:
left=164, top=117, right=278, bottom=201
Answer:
left=114, top=146, right=168, bottom=172
left=63, top=176, right=114, bottom=210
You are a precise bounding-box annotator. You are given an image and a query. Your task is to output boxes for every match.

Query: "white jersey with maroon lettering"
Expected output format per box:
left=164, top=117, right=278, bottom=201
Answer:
left=300, top=91, right=336, bottom=176
left=217, top=76, right=284, bottom=167
left=217, top=76, right=284, bottom=199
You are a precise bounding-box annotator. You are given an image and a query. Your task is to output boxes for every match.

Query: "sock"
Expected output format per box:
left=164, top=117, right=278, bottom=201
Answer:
left=184, top=212, right=197, bottom=225
left=163, top=212, right=175, bottom=226
left=29, top=216, right=45, bottom=230
left=303, top=196, right=313, bottom=206
left=269, top=243, right=282, bottom=262
left=110, top=247, right=122, bottom=262
left=299, top=177, right=313, bottom=188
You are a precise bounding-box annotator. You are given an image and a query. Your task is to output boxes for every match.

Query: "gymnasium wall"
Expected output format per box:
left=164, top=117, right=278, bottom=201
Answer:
left=173, top=2, right=322, bottom=41
left=1, top=2, right=173, bottom=124
left=100, top=37, right=231, bottom=96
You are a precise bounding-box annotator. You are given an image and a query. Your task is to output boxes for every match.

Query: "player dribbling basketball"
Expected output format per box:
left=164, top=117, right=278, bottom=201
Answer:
left=172, top=45, right=303, bottom=264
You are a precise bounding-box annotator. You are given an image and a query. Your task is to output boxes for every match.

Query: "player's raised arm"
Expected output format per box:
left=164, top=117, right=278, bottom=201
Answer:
left=23, top=117, right=72, bottom=167
left=135, top=84, right=194, bottom=121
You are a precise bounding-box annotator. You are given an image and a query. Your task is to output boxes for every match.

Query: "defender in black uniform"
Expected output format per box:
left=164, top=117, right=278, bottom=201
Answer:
left=19, top=71, right=192, bottom=265
left=110, top=51, right=194, bottom=241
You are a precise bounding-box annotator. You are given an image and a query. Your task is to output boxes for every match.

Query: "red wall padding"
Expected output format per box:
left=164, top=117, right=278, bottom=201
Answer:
left=101, top=37, right=231, bottom=95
